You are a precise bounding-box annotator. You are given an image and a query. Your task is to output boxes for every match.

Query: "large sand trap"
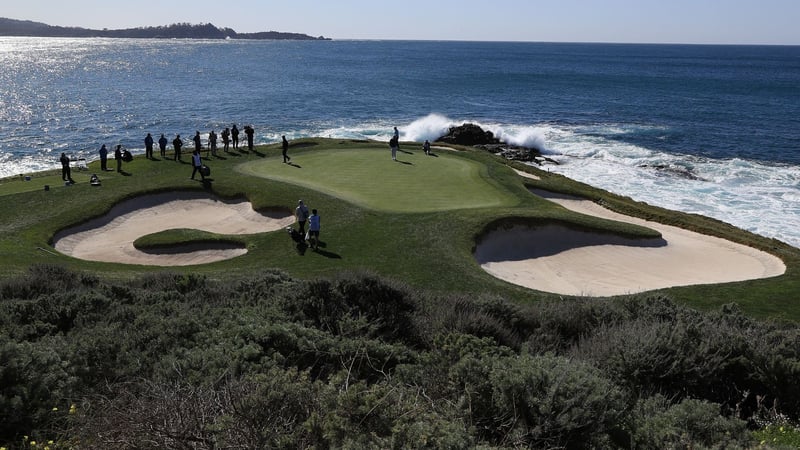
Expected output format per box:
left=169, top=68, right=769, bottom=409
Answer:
left=476, top=189, right=786, bottom=296
left=53, top=192, right=295, bottom=266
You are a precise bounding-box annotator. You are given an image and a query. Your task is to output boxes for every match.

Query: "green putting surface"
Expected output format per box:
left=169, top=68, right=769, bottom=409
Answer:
left=239, top=147, right=518, bottom=213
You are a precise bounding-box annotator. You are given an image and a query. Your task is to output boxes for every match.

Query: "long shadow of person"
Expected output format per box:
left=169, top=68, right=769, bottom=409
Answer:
left=396, top=160, right=413, bottom=166
left=287, top=162, right=302, bottom=168
left=309, top=241, right=340, bottom=258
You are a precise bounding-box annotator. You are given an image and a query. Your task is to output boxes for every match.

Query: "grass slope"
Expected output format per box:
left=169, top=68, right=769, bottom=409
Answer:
left=1, top=138, right=798, bottom=319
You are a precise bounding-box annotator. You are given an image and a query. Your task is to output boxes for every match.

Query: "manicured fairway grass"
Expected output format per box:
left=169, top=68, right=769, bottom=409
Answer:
left=239, top=147, right=519, bottom=212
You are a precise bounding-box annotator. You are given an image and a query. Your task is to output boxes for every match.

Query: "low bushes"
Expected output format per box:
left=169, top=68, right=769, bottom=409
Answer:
left=3, top=265, right=800, bottom=447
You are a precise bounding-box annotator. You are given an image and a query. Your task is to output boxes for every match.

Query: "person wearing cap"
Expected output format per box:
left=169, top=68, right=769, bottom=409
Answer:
left=295, top=200, right=310, bottom=235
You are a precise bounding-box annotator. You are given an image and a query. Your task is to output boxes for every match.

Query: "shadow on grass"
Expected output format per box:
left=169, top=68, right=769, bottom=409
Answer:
left=395, top=160, right=413, bottom=166
left=311, top=241, right=340, bottom=259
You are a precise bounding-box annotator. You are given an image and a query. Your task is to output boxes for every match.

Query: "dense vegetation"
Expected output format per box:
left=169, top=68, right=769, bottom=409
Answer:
left=2, top=265, right=800, bottom=448
left=2, top=139, right=799, bottom=447
left=0, top=18, right=329, bottom=40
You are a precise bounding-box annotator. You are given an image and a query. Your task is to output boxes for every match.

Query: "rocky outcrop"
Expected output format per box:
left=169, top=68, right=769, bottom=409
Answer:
left=436, top=123, right=556, bottom=165
left=436, top=123, right=499, bottom=146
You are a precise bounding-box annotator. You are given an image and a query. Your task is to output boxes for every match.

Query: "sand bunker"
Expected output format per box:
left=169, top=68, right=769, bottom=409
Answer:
left=476, top=189, right=786, bottom=296
left=53, top=192, right=295, bottom=266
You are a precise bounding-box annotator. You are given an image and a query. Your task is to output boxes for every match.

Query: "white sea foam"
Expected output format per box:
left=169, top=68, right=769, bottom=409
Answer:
left=536, top=125, right=800, bottom=249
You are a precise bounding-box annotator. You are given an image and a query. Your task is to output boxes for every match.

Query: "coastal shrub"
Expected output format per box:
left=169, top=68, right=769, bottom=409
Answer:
left=0, top=336, right=78, bottom=442
left=0, top=264, right=96, bottom=300
left=486, top=353, right=627, bottom=448
left=522, top=296, right=630, bottom=354
left=573, top=316, right=753, bottom=406
left=569, top=299, right=800, bottom=422
left=69, top=370, right=324, bottom=449
left=320, top=377, right=472, bottom=449
left=395, top=333, right=513, bottom=408
left=278, top=272, right=419, bottom=344
left=624, top=394, right=752, bottom=449
left=416, top=293, right=538, bottom=350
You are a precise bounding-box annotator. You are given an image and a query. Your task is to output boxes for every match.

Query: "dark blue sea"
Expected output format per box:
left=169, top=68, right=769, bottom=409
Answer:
left=1, top=38, right=798, bottom=247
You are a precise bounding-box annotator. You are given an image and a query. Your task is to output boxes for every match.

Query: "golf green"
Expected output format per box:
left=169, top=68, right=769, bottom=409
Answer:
left=239, top=147, right=519, bottom=213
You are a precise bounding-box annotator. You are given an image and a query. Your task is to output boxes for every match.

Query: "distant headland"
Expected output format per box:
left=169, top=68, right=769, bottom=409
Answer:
left=0, top=17, right=330, bottom=40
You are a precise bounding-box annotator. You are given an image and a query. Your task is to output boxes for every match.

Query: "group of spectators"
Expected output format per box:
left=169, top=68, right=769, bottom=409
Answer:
left=139, top=124, right=255, bottom=163
left=86, top=124, right=264, bottom=179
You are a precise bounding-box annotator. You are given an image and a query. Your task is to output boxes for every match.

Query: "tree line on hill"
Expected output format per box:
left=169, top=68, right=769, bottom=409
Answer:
left=2, top=264, right=800, bottom=448
left=0, top=17, right=329, bottom=40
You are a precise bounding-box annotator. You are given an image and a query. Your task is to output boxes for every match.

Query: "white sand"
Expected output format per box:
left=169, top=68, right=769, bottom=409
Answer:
left=476, top=188, right=786, bottom=296
left=53, top=192, right=295, bottom=266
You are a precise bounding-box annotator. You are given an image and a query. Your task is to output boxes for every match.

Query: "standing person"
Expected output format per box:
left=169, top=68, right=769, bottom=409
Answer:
left=158, top=134, right=168, bottom=158
left=244, top=125, right=255, bottom=151
left=193, top=131, right=202, bottom=154
left=191, top=149, right=205, bottom=181
left=282, top=135, right=291, bottom=163
left=393, top=126, right=399, bottom=140
left=98, top=144, right=108, bottom=171
left=389, top=135, right=398, bottom=161
left=114, top=145, right=123, bottom=173
left=231, top=124, right=239, bottom=150
left=295, top=200, right=309, bottom=235
left=208, top=130, right=218, bottom=157
left=144, top=133, right=154, bottom=159
left=60, top=152, right=75, bottom=183
left=307, top=208, right=321, bottom=250
left=221, top=127, right=230, bottom=152
left=173, top=134, right=183, bottom=161
left=423, top=139, right=431, bottom=155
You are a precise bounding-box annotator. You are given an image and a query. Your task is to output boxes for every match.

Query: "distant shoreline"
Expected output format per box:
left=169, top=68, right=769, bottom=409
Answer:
left=0, top=17, right=330, bottom=41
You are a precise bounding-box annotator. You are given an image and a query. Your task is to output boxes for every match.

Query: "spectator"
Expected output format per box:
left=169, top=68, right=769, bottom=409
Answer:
left=60, top=152, right=75, bottom=183
left=98, top=144, right=108, bottom=171
left=231, top=124, right=239, bottom=150
left=114, top=145, right=123, bottom=172
left=244, top=125, right=255, bottom=151
left=222, top=127, right=230, bottom=152
left=173, top=134, right=183, bottom=161
left=158, top=134, right=168, bottom=158
left=144, top=133, right=154, bottom=159
left=209, top=130, right=218, bottom=157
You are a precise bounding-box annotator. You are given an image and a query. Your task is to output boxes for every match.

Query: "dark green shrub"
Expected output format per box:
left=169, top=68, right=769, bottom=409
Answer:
left=625, top=394, right=752, bottom=449
left=320, top=378, right=472, bottom=449
left=486, top=353, right=627, bottom=449
left=280, top=272, right=420, bottom=345
left=0, top=335, right=79, bottom=443
left=0, top=264, right=97, bottom=300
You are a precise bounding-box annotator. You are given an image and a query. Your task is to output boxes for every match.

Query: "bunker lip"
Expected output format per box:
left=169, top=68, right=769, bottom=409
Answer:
left=53, top=191, right=295, bottom=266
left=476, top=188, right=786, bottom=297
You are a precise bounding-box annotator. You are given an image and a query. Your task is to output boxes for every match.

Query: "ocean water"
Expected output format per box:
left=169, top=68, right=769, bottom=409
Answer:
left=1, top=37, right=798, bottom=247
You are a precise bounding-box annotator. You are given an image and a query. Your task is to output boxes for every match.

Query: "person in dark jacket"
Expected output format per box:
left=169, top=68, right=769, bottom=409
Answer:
left=60, top=152, right=75, bottom=183
left=99, top=144, right=108, bottom=171
left=114, top=145, right=123, bottom=172
left=158, top=134, right=168, bottom=158
left=144, top=133, right=154, bottom=159
left=282, top=135, right=291, bottom=163
left=231, top=124, right=239, bottom=150
left=173, top=134, right=183, bottom=161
